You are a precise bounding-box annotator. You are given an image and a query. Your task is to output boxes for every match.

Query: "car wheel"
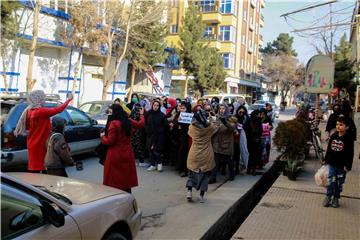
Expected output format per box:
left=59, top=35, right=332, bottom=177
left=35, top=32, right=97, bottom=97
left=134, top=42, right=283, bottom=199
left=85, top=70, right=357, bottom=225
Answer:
left=103, top=232, right=127, bottom=240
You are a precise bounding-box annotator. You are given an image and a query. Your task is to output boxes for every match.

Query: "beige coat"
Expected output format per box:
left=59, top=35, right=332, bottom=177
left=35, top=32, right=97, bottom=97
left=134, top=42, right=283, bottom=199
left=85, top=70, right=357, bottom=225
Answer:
left=212, top=116, right=237, bottom=156
left=187, top=123, right=219, bottom=172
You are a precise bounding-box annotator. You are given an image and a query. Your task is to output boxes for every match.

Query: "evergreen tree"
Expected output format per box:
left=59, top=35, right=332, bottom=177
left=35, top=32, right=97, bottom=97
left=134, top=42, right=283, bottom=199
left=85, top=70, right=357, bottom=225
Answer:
left=333, top=34, right=357, bottom=102
left=260, top=33, right=297, bottom=57
left=179, top=3, right=226, bottom=95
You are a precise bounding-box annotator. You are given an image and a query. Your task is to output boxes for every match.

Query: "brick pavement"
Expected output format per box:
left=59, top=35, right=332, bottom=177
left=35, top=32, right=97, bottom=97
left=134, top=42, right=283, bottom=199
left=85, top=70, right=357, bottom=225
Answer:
left=232, top=122, right=360, bottom=240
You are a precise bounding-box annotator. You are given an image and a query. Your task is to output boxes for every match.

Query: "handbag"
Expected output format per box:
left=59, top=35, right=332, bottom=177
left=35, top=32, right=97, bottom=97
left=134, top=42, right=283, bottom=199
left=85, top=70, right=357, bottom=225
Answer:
left=95, top=143, right=109, bottom=165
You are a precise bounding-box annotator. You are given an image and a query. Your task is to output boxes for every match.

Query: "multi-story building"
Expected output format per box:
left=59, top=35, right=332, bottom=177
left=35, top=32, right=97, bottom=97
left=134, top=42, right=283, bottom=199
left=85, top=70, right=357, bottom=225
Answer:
left=350, top=0, right=359, bottom=83
left=166, top=0, right=265, bottom=100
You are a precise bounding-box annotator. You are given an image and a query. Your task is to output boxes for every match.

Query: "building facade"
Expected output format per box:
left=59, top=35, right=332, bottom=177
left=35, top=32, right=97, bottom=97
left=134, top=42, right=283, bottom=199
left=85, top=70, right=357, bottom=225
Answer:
left=350, top=0, right=359, bottom=83
left=1, top=0, right=131, bottom=105
left=165, top=0, right=265, bottom=100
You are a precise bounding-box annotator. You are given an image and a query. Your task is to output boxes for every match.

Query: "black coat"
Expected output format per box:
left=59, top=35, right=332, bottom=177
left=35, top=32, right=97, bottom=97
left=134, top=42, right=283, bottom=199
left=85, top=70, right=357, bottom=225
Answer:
left=145, top=110, right=169, bottom=152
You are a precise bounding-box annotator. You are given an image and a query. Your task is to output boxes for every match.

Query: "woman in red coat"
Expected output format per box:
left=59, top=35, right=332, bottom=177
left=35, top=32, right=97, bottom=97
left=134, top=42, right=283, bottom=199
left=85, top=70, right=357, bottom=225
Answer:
left=101, top=104, right=144, bottom=193
left=14, top=90, right=73, bottom=172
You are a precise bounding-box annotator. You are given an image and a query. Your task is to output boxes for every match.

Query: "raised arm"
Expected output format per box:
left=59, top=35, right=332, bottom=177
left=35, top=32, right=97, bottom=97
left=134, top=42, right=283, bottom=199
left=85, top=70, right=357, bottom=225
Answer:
left=131, top=115, right=145, bottom=129
left=38, top=99, right=72, bottom=118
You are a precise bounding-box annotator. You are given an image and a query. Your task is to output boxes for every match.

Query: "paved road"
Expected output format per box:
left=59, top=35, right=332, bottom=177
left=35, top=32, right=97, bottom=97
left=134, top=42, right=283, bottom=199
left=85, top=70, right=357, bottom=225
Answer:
left=66, top=107, right=297, bottom=239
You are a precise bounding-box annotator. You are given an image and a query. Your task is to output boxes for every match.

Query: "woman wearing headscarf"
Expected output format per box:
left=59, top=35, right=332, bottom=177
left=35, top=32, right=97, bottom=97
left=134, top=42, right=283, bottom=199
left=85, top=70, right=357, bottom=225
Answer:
left=127, top=93, right=141, bottom=111
left=14, top=90, right=73, bottom=172
left=101, top=104, right=144, bottom=193
left=186, top=109, right=219, bottom=203
left=234, top=105, right=250, bottom=174
left=244, top=110, right=263, bottom=175
left=145, top=100, right=169, bottom=172
left=209, top=104, right=237, bottom=183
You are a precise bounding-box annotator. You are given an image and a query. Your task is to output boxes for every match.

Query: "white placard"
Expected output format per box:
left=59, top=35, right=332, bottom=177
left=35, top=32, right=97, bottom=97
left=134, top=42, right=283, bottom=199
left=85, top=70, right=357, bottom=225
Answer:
left=178, top=112, right=194, bottom=124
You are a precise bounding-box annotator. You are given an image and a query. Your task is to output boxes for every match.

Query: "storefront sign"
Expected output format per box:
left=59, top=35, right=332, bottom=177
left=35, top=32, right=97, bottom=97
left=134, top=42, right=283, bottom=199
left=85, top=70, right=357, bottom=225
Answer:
left=305, top=55, right=335, bottom=93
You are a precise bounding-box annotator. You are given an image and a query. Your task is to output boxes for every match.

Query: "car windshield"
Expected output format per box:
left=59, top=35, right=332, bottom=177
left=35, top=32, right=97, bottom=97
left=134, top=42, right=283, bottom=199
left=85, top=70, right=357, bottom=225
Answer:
left=249, top=104, right=264, bottom=110
left=80, top=103, right=103, bottom=115
left=33, top=185, right=72, bottom=205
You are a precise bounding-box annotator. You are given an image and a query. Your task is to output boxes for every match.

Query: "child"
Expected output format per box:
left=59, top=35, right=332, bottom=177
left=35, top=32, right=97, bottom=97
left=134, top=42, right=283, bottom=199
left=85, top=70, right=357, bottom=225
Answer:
left=45, top=116, right=74, bottom=177
left=322, top=116, right=354, bottom=208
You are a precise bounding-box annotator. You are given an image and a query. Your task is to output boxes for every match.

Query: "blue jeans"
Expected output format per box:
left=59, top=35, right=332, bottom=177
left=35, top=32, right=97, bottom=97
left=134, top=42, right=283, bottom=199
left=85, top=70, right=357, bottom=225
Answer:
left=326, top=165, right=346, bottom=198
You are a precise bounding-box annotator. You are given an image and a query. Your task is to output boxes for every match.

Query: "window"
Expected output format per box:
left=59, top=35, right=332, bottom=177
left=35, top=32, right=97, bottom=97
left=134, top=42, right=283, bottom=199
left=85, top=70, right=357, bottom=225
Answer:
left=242, top=35, right=246, bottom=45
left=243, top=10, right=247, bottom=21
left=170, top=0, right=178, bottom=7
left=170, top=25, right=178, bottom=34
left=66, top=109, right=90, bottom=125
left=255, top=23, right=259, bottom=34
left=220, top=26, right=235, bottom=42
left=1, top=184, right=45, bottom=239
left=249, top=39, right=252, bottom=50
left=253, top=65, right=256, bottom=73
left=222, top=53, right=234, bottom=69
left=250, top=16, right=253, bottom=25
left=220, top=0, right=236, bottom=14
left=204, top=26, right=213, bottom=38
left=196, top=0, right=216, bottom=13
left=254, top=45, right=257, bottom=54
left=241, top=59, right=244, bottom=69
left=247, top=62, right=250, bottom=72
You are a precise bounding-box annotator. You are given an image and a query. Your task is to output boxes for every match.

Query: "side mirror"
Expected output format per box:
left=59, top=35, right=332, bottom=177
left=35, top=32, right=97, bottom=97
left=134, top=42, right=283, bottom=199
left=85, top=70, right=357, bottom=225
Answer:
left=40, top=200, right=65, bottom=228
left=91, top=119, right=98, bottom=125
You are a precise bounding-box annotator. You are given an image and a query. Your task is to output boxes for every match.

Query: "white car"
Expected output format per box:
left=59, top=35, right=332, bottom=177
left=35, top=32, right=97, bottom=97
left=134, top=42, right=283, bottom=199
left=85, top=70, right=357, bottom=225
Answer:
left=1, top=172, right=141, bottom=240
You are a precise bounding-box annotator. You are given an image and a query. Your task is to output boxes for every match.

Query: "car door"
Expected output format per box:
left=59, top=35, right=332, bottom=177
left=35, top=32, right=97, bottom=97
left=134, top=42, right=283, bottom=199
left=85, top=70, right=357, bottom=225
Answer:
left=1, top=183, right=81, bottom=240
left=65, top=107, right=101, bottom=154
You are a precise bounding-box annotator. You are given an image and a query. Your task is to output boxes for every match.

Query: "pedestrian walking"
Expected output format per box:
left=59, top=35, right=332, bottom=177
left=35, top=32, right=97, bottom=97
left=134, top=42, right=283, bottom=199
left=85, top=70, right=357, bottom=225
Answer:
left=322, top=115, right=354, bottom=208
left=260, top=108, right=273, bottom=167
left=45, top=116, right=74, bottom=177
left=101, top=104, right=145, bottom=193
left=145, top=100, right=169, bottom=172
left=14, top=90, right=73, bottom=173
left=210, top=104, right=236, bottom=183
left=186, top=109, right=219, bottom=203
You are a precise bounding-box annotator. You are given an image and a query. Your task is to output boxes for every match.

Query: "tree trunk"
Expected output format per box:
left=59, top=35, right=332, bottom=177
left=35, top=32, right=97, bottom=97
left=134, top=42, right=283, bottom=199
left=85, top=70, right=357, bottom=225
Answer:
left=2, top=60, right=8, bottom=94
left=127, top=65, right=136, bottom=103
left=71, top=51, right=82, bottom=106
left=26, top=0, right=41, bottom=92
left=183, top=75, right=188, bottom=98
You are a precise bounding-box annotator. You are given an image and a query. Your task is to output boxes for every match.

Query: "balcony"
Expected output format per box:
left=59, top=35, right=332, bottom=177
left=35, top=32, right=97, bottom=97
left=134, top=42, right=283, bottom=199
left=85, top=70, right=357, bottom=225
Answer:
left=250, top=0, right=256, bottom=8
left=261, top=0, right=266, bottom=8
left=259, top=34, right=263, bottom=45
left=200, top=5, right=222, bottom=23
left=204, top=34, right=221, bottom=50
left=260, top=14, right=264, bottom=27
left=249, top=23, right=254, bottom=31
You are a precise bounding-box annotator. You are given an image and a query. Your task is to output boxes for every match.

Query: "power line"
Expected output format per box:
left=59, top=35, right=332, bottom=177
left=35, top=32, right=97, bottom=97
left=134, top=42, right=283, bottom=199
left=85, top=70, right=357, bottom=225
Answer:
left=280, top=0, right=337, bottom=17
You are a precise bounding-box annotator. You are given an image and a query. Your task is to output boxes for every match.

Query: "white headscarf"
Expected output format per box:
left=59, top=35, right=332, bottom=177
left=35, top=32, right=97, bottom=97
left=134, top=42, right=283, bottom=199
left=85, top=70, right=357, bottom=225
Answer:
left=14, top=90, right=46, bottom=136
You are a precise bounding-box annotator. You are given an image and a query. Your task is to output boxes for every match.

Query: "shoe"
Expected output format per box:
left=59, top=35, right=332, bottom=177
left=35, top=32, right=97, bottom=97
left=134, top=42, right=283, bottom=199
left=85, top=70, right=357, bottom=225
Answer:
left=322, top=196, right=331, bottom=207
left=199, top=195, right=205, bottom=203
left=138, top=162, right=148, bottom=167
left=186, top=191, right=192, bottom=201
left=147, top=165, right=156, bottom=171
left=331, top=197, right=339, bottom=208
left=208, top=179, right=216, bottom=184
left=157, top=164, right=163, bottom=172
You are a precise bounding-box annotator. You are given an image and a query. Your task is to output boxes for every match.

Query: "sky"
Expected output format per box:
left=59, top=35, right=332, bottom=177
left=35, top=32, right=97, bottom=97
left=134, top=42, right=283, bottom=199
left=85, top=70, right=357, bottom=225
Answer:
left=262, top=0, right=356, bottom=64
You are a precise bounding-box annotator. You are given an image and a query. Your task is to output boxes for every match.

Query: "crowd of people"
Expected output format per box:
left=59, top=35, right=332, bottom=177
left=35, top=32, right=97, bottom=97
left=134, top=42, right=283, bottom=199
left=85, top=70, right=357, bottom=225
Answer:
left=97, top=93, right=275, bottom=201
left=17, top=90, right=277, bottom=202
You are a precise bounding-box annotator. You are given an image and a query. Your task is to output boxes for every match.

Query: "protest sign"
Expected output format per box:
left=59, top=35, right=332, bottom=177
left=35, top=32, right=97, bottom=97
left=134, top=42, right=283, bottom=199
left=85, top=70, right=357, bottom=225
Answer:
left=178, top=112, right=194, bottom=124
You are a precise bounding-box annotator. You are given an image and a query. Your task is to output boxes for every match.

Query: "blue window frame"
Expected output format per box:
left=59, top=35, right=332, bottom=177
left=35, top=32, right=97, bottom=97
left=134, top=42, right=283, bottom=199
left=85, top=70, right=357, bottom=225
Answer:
left=204, top=26, right=213, bottom=37
left=196, top=0, right=216, bottom=12
left=222, top=53, right=233, bottom=69
left=221, top=0, right=234, bottom=14
left=220, top=26, right=233, bottom=41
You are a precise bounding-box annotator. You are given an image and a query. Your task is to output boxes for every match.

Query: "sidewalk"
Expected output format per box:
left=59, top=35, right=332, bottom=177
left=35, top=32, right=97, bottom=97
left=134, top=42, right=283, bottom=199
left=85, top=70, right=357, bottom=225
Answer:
left=232, top=123, right=360, bottom=240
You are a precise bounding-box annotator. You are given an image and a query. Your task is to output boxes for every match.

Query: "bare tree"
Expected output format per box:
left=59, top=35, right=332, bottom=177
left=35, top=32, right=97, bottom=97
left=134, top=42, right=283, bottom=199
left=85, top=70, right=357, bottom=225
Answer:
left=261, top=54, right=304, bottom=103
left=25, top=0, right=41, bottom=92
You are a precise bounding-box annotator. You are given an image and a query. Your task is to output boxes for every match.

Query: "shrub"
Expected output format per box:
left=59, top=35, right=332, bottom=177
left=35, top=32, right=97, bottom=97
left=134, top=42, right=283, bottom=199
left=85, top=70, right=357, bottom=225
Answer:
left=273, top=119, right=308, bottom=159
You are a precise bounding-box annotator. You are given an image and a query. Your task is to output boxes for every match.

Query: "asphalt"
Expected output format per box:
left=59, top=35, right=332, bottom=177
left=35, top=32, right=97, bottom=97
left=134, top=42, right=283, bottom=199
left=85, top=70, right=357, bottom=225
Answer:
left=231, top=121, right=360, bottom=240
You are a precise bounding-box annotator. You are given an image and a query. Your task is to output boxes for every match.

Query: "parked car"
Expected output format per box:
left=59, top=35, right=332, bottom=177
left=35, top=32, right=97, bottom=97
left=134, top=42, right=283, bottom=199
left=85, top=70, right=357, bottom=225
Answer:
left=1, top=102, right=104, bottom=171
left=79, top=100, right=113, bottom=125
left=1, top=172, right=141, bottom=240
left=248, top=103, right=279, bottom=122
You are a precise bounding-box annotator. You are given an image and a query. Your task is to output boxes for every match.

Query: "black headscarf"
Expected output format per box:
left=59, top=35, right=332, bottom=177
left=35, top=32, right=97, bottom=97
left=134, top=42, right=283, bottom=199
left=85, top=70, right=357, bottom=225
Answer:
left=51, top=116, right=66, bottom=134
left=107, top=104, right=131, bottom=136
